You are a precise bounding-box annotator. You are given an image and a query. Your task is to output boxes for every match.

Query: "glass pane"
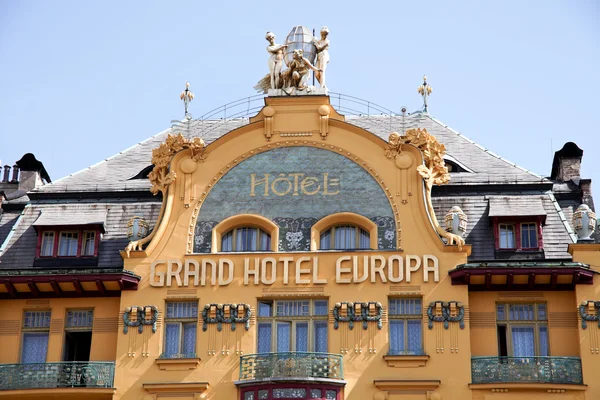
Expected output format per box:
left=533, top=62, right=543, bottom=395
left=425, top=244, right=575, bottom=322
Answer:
left=496, top=304, right=505, bottom=320
left=66, top=310, right=93, bottom=328
left=314, top=300, right=329, bottom=316
left=389, top=299, right=421, bottom=315
left=166, top=302, right=198, bottom=319
left=537, top=304, right=547, bottom=320
left=326, top=390, right=337, bottom=399
left=182, top=323, right=196, bottom=356
left=359, top=228, right=370, bottom=248
left=82, top=232, right=95, bottom=256
left=311, top=388, right=322, bottom=398
left=320, top=229, right=331, bottom=249
left=314, top=320, right=328, bottom=353
left=295, top=322, right=308, bottom=352
left=499, top=225, right=515, bottom=248
left=407, top=320, right=422, bottom=354
left=273, top=388, right=306, bottom=398
left=237, top=227, right=258, bottom=251
left=509, top=304, right=534, bottom=321
left=334, top=226, right=356, bottom=250
left=277, top=301, right=310, bottom=316
left=24, top=311, right=51, bottom=328
left=244, top=392, right=255, bottom=400
left=259, top=231, right=271, bottom=251
left=258, top=301, right=272, bottom=317
left=21, top=332, right=49, bottom=363
left=389, top=320, right=404, bottom=354
left=165, top=323, right=180, bottom=356
left=539, top=326, right=549, bottom=356
left=511, top=326, right=535, bottom=357
left=258, top=390, right=269, bottom=399
left=58, top=232, right=78, bottom=256
left=257, top=322, right=272, bottom=353
left=221, top=231, right=233, bottom=252
left=41, top=232, right=54, bottom=256
left=277, top=322, right=291, bottom=352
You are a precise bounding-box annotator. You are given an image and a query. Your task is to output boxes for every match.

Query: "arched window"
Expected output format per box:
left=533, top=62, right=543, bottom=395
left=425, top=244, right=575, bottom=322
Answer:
left=221, top=227, right=271, bottom=252
left=319, top=225, right=370, bottom=250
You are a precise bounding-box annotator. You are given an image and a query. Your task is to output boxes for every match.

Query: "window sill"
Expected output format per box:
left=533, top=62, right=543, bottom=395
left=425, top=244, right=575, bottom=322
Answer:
left=155, top=357, right=201, bottom=370
left=383, top=354, right=429, bottom=368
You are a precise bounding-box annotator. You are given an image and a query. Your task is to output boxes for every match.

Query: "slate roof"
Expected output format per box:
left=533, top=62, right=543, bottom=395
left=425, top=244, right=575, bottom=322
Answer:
left=488, top=197, right=546, bottom=217
left=0, top=102, right=582, bottom=268
left=32, top=205, right=108, bottom=232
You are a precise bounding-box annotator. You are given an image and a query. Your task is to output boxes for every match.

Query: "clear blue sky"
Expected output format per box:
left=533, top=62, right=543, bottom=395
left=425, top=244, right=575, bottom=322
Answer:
left=1, top=1, right=598, bottom=199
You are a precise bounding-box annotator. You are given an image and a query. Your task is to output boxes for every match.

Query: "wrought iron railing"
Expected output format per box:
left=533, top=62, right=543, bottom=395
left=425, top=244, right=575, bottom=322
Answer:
left=239, top=352, right=343, bottom=381
left=158, top=352, right=198, bottom=359
left=471, top=357, right=583, bottom=385
left=0, top=361, right=115, bottom=390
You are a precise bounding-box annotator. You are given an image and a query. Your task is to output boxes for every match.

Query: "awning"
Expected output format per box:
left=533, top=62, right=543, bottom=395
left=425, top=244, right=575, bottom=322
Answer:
left=33, top=206, right=108, bottom=233
left=488, top=197, right=546, bottom=218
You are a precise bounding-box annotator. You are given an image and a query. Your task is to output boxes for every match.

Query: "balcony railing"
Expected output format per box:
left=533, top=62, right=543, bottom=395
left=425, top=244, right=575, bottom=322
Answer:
left=0, top=361, right=115, bottom=391
left=239, top=352, right=343, bottom=381
left=471, top=357, right=583, bottom=385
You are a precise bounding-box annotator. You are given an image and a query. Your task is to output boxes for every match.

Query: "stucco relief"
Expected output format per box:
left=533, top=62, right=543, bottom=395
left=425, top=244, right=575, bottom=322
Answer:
left=193, top=146, right=396, bottom=253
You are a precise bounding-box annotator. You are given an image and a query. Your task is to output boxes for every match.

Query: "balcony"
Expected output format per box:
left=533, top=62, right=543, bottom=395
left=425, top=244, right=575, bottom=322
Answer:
left=239, top=352, right=344, bottom=382
left=0, top=361, right=115, bottom=391
left=471, top=357, right=583, bottom=385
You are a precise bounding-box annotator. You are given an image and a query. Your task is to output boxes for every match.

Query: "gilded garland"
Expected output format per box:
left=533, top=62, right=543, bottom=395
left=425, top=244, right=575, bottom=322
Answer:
left=123, top=306, right=159, bottom=334
left=385, top=128, right=465, bottom=247
left=333, top=301, right=383, bottom=330
left=427, top=301, right=465, bottom=330
left=202, top=303, right=252, bottom=332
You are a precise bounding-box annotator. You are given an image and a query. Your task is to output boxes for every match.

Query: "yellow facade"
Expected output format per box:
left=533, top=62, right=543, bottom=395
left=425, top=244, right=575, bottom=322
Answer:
left=1, top=96, right=599, bottom=400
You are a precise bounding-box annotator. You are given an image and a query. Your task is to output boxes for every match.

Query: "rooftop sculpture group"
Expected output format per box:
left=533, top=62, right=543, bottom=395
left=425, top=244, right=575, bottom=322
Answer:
left=254, top=26, right=330, bottom=95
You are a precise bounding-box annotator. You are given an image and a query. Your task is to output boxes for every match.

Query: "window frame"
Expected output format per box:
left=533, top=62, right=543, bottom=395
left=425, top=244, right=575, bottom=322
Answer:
left=211, top=214, right=279, bottom=252
left=498, top=223, right=516, bottom=250
left=319, top=224, right=371, bottom=251
left=163, top=301, right=198, bottom=358
left=311, top=212, right=378, bottom=251
left=221, top=225, right=272, bottom=253
left=492, top=217, right=544, bottom=252
left=387, top=298, right=424, bottom=355
left=256, top=299, right=329, bottom=353
left=21, top=310, right=51, bottom=363
left=58, top=231, right=80, bottom=257
left=35, top=227, right=101, bottom=258
left=496, top=302, right=549, bottom=357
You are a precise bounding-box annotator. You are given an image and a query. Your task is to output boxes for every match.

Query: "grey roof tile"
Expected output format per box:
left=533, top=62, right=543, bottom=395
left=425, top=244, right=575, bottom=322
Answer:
left=488, top=197, right=546, bottom=217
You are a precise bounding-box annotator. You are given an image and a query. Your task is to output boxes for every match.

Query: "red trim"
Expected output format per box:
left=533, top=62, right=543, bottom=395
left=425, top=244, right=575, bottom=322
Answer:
left=36, top=227, right=102, bottom=258
left=239, top=383, right=342, bottom=400
left=493, top=217, right=544, bottom=252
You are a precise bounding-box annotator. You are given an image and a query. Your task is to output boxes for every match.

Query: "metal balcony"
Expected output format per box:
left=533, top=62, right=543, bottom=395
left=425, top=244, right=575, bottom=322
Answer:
left=239, top=352, right=343, bottom=381
left=0, top=361, right=115, bottom=390
left=471, top=357, right=583, bottom=385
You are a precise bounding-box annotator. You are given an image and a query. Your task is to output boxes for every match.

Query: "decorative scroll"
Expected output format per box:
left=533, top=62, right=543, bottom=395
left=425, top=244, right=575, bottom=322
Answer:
left=123, top=306, right=158, bottom=334
left=333, top=302, right=383, bottom=330
left=427, top=301, right=465, bottom=330
left=202, top=303, right=252, bottom=332
left=579, top=301, right=600, bottom=329
left=385, top=129, right=465, bottom=247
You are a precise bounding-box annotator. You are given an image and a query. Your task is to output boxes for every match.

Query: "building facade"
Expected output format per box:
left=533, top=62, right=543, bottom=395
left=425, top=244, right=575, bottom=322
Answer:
left=0, top=88, right=598, bottom=400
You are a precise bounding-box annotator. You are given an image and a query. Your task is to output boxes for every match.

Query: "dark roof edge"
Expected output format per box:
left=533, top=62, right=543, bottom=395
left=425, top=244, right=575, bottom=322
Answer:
left=433, top=182, right=554, bottom=195
left=27, top=190, right=161, bottom=201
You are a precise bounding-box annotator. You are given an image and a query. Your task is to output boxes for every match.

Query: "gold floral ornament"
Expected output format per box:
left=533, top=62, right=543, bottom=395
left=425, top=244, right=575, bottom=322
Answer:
left=386, top=128, right=465, bottom=247
left=125, top=133, right=206, bottom=256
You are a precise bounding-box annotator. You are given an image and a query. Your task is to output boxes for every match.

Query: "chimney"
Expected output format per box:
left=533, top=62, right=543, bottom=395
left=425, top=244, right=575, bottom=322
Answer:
left=2, top=165, right=9, bottom=183
left=15, top=153, right=51, bottom=192
left=10, top=165, right=19, bottom=183
left=550, top=142, right=583, bottom=182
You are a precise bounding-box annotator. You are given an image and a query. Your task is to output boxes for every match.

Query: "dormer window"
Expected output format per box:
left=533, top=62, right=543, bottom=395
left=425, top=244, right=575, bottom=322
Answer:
left=37, top=229, right=100, bottom=258
left=489, top=197, right=546, bottom=253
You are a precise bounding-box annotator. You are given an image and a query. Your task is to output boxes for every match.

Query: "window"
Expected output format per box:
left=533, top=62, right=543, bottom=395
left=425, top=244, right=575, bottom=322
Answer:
left=221, top=227, right=271, bottom=252
left=40, top=232, right=55, bottom=257
left=499, top=224, right=516, bottom=249
left=82, top=231, right=96, bottom=256
left=257, top=299, right=328, bottom=353
left=21, top=311, right=51, bottom=363
left=319, top=225, right=370, bottom=250
left=36, top=228, right=101, bottom=258
left=521, top=223, right=538, bottom=249
left=496, top=303, right=548, bottom=357
left=242, top=386, right=340, bottom=400
left=63, top=310, right=93, bottom=362
left=58, top=232, right=79, bottom=256
left=164, top=302, right=198, bottom=358
left=388, top=298, right=423, bottom=355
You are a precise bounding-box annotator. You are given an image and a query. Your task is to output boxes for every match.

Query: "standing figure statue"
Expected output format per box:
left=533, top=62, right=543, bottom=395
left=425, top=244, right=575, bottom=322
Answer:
left=313, top=26, right=330, bottom=89
left=282, top=49, right=321, bottom=90
left=266, top=32, right=288, bottom=89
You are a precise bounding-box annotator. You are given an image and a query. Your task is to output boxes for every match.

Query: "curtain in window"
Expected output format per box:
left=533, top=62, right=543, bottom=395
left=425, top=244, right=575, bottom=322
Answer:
left=512, top=326, right=535, bottom=357
left=182, top=323, right=196, bottom=356
left=277, top=322, right=291, bottom=352
left=314, top=321, right=328, bottom=353
left=41, top=234, right=54, bottom=256
left=407, top=320, right=422, bottom=354
left=538, top=326, right=549, bottom=356
left=237, top=228, right=257, bottom=251
left=21, top=332, right=49, bottom=363
left=359, top=229, right=370, bottom=249
left=165, top=323, right=180, bottom=356
left=259, top=231, right=271, bottom=251
left=389, top=320, right=404, bottom=354
left=320, top=230, right=331, bottom=250
left=221, top=232, right=233, bottom=252
left=257, top=322, right=272, bottom=353
left=334, top=226, right=356, bottom=249
left=295, top=322, right=308, bottom=352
